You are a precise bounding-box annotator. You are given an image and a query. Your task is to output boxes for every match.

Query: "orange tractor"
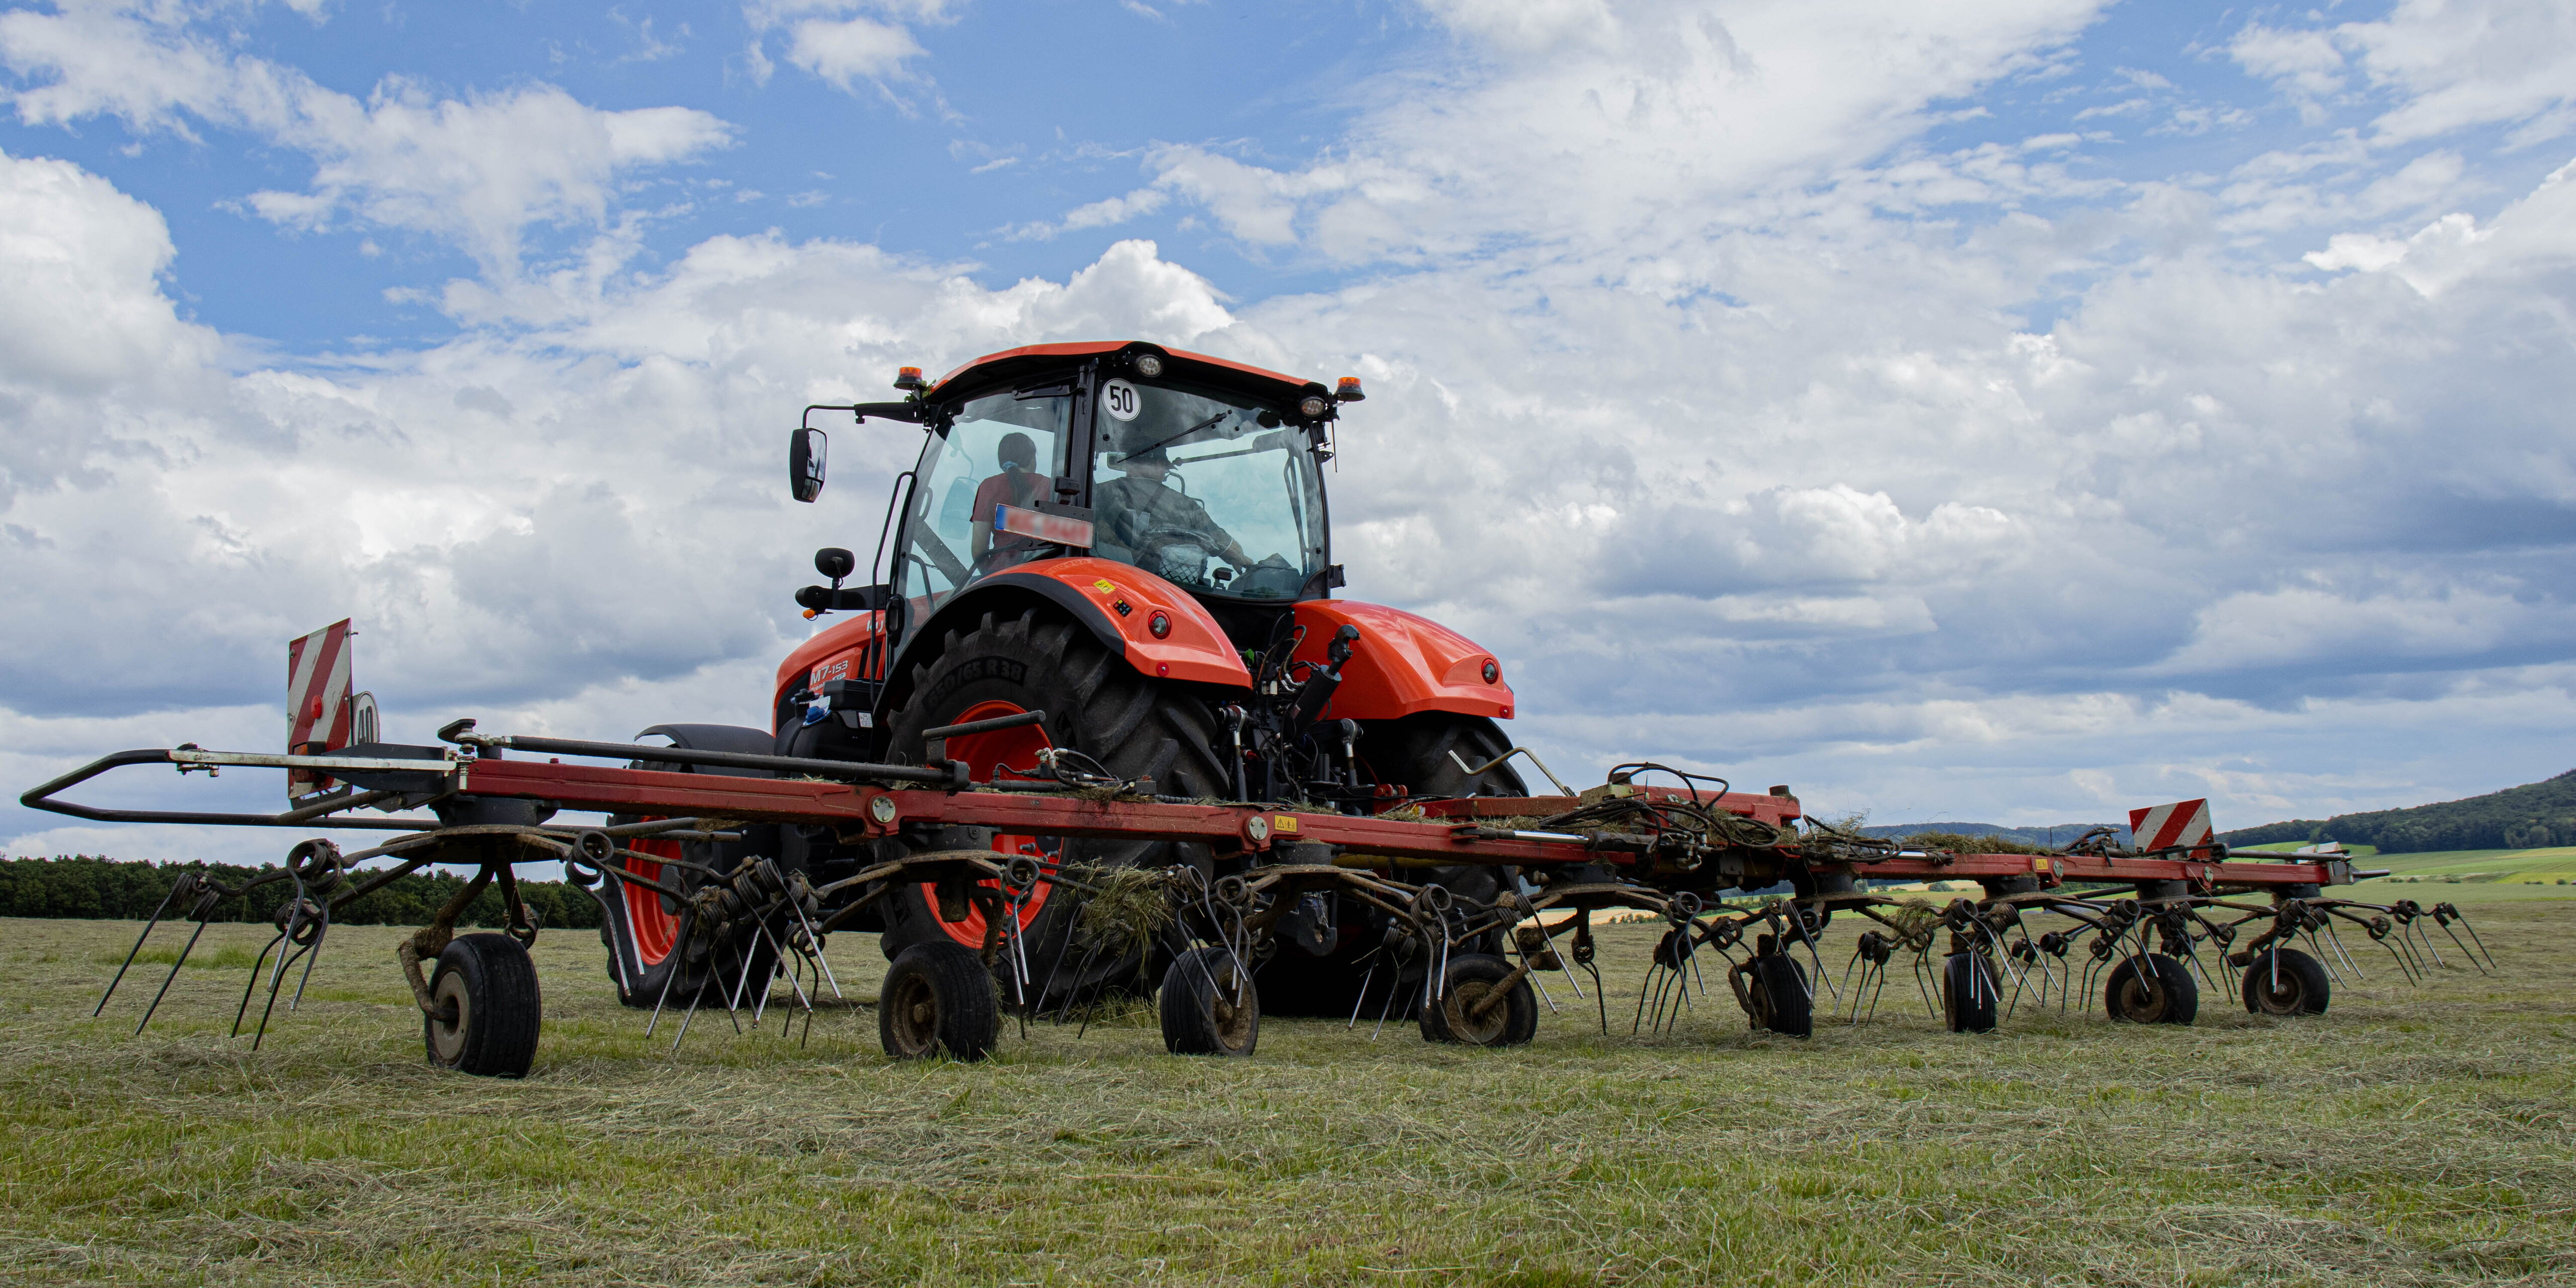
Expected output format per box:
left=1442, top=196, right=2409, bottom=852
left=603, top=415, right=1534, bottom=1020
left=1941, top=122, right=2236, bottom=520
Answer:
left=602, top=341, right=1534, bottom=1016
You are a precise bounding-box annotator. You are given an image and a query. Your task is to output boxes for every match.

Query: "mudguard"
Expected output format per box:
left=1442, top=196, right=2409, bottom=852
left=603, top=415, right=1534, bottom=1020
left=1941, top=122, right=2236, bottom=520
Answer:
left=1289, top=600, right=1514, bottom=722
left=779, top=559, right=1256, bottom=721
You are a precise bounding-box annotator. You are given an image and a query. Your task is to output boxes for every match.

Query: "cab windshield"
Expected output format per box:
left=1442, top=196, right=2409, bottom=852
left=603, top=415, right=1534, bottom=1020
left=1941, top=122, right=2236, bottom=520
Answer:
left=1091, top=379, right=1326, bottom=599
left=893, top=391, right=1074, bottom=618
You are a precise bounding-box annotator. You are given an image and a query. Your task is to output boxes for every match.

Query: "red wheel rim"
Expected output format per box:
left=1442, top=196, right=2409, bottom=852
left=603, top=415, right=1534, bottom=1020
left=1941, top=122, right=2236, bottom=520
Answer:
left=624, top=832, right=682, bottom=966
left=927, top=700, right=1056, bottom=948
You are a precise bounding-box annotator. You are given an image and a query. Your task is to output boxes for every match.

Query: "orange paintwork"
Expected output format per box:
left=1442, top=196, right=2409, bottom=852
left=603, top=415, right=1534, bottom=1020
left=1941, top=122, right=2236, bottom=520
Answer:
left=1027, top=556, right=1251, bottom=688
left=930, top=342, right=1317, bottom=397
left=1290, top=600, right=1514, bottom=721
left=775, top=611, right=883, bottom=716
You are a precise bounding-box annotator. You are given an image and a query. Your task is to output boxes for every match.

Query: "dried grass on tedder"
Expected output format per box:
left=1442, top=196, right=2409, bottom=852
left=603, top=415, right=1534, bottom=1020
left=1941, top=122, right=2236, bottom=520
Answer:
left=21, top=342, right=2494, bottom=1075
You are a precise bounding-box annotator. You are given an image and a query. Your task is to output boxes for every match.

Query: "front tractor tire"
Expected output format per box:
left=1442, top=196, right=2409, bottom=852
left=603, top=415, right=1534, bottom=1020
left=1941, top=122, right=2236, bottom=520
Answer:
left=880, top=607, right=1229, bottom=1002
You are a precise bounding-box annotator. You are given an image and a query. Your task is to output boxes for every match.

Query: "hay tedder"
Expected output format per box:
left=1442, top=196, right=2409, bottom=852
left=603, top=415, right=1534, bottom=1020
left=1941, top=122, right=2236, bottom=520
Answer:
left=24, top=342, right=2495, bottom=1075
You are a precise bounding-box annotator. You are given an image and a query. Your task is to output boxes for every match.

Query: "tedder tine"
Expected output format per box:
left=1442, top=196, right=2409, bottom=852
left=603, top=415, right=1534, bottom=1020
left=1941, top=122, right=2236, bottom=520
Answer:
left=229, top=931, right=287, bottom=1039
left=289, top=907, right=330, bottom=1011
left=2445, top=904, right=2498, bottom=971
left=97, top=875, right=187, bottom=1017
left=136, top=901, right=218, bottom=1036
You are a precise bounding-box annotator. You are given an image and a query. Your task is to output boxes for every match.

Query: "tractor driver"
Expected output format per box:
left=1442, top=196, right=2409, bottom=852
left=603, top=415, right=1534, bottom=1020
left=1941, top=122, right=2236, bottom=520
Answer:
left=1096, top=443, right=1250, bottom=578
left=968, top=431, right=1045, bottom=566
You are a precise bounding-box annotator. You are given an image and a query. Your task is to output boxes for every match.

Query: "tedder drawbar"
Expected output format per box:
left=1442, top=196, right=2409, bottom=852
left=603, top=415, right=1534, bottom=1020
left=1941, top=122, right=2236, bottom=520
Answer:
left=24, top=340, right=2494, bottom=1076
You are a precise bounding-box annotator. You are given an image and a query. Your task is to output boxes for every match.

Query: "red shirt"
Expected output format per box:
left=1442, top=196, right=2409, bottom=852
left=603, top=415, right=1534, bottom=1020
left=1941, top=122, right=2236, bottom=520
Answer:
left=973, top=469, right=1043, bottom=552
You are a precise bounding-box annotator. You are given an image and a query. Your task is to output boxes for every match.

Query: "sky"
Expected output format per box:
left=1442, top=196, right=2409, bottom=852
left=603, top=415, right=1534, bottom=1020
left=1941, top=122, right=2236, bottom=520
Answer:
left=4, top=0, right=2574, bottom=865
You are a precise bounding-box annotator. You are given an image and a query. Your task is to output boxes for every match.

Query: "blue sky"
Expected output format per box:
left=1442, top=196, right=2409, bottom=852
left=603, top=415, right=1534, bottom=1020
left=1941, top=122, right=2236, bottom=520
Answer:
left=5, top=0, right=2575, bottom=861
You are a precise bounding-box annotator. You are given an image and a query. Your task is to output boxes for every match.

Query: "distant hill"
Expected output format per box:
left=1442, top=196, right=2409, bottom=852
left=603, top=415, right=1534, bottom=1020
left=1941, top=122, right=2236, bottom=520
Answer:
left=1858, top=822, right=2132, bottom=848
left=2219, top=769, right=2576, bottom=854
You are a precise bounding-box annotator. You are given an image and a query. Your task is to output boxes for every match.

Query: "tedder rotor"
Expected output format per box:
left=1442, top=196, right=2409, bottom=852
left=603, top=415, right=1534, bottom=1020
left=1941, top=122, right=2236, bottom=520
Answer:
left=22, top=342, right=2497, bottom=1073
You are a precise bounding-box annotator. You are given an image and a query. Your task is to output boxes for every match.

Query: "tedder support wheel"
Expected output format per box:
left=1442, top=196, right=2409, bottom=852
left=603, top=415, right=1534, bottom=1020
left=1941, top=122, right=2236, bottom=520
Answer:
left=1160, top=947, right=1259, bottom=1057
left=424, top=933, right=542, bottom=1078
left=878, top=942, right=1000, bottom=1061
left=1420, top=953, right=1538, bottom=1048
left=1745, top=955, right=1813, bottom=1038
left=2106, top=953, right=2199, bottom=1025
left=2241, top=948, right=2330, bottom=1016
left=1943, top=952, right=1999, bottom=1034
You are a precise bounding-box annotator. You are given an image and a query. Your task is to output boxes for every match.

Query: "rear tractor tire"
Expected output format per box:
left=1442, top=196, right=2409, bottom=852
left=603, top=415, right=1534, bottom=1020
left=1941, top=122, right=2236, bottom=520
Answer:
left=1160, top=947, right=1260, bottom=1057
left=2241, top=947, right=2329, bottom=1016
left=423, top=933, right=542, bottom=1078
left=593, top=723, right=784, bottom=1012
left=877, top=941, right=1000, bottom=1061
left=2105, top=953, right=2199, bottom=1025
left=1420, top=952, right=1538, bottom=1048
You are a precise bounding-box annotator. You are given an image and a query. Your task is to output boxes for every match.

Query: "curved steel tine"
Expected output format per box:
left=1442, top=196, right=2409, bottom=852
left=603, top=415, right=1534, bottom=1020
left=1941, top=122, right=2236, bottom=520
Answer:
left=2322, top=920, right=2364, bottom=982
left=136, top=904, right=217, bottom=1036
left=97, top=880, right=185, bottom=1016
left=289, top=907, right=331, bottom=1011
left=1346, top=959, right=1379, bottom=1029
left=671, top=976, right=711, bottom=1057
left=230, top=932, right=287, bottom=1038
left=2453, top=912, right=2497, bottom=970
left=2435, top=919, right=2482, bottom=974
left=251, top=940, right=310, bottom=1051
left=644, top=949, right=681, bottom=1037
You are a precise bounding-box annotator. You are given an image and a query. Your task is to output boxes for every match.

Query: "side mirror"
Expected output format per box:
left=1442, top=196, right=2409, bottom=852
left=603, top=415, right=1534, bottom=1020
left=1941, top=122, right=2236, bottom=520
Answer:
left=815, top=547, right=856, bottom=582
left=789, top=428, right=828, bottom=502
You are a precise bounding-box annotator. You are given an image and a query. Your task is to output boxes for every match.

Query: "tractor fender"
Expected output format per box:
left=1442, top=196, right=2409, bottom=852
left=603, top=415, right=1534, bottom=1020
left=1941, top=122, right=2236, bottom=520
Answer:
left=1290, top=600, right=1514, bottom=722
left=880, top=559, right=1252, bottom=713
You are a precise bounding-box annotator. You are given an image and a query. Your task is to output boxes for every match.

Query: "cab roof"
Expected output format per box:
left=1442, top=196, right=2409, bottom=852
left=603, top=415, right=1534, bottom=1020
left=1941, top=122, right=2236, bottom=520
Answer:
left=929, top=341, right=1326, bottom=407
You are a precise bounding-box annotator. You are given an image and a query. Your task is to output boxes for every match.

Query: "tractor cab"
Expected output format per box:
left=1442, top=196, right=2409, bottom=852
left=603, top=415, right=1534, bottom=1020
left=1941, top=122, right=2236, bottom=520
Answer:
left=888, top=343, right=1340, bottom=655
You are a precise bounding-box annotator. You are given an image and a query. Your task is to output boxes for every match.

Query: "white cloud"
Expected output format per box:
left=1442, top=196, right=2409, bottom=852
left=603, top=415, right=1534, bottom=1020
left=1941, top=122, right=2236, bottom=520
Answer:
left=8, top=0, right=2576, bottom=865
left=742, top=0, right=954, bottom=96
left=1110, top=0, right=2109, bottom=265
left=2233, top=0, right=2576, bottom=145
left=0, top=3, right=733, bottom=278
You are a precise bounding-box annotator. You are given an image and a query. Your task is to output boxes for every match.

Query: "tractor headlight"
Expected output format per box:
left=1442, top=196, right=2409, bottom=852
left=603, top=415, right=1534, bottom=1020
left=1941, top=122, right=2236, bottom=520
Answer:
left=1299, top=394, right=1329, bottom=418
left=1134, top=354, right=1165, bottom=378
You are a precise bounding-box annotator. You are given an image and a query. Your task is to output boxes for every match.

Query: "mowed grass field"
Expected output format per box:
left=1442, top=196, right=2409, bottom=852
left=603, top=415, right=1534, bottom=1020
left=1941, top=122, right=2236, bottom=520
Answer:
left=2234, top=843, right=2576, bottom=889
left=4, top=896, right=2573, bottom=1286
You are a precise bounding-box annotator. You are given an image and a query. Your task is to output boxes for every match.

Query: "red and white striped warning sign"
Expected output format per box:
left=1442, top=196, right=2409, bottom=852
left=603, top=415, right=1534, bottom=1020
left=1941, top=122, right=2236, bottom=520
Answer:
left=287, top=619, right=353, bottom=798
left=2128, top=798, right=2213, bottom=856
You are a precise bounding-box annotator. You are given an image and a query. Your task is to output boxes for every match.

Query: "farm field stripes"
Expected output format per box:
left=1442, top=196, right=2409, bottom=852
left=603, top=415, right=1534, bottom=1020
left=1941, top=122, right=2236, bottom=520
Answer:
left=5, top=910, right=2572, bottom=1286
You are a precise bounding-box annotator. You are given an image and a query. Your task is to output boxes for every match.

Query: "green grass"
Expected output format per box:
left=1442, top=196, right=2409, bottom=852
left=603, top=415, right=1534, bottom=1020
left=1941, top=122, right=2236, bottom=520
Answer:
left=5, top=904, right=2573, bottom=1286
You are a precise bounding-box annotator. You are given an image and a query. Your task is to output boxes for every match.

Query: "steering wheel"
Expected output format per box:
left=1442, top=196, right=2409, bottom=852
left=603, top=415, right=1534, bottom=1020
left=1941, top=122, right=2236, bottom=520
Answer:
left=1134, top=524, right=1229, bottom=585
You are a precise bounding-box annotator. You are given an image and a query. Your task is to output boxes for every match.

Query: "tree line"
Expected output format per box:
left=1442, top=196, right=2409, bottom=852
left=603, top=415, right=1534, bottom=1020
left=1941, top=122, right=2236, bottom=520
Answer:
left=2219, top=768, right=2576, bottom=854
left=0, top=855, right=604, bottom=930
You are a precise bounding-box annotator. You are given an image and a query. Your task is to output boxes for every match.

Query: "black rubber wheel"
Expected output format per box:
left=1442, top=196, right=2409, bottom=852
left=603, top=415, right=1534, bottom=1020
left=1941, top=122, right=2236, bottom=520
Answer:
left=2106, top=953, right=2199, bottom=1024
left=1419, top=952, right=1538, bottom=1047
left=877, top=941, right=1000, bottom=1061
left=1744, top=954, right=1813, bottom=1038
left=594, top=723, right=783, bottom=1010
left=1943, top=952, right=1999, bottom=1033
left=881, top=607, right=1227, bottom=1001
left=2241, top=947, right=2329, bottom=1016
left=423, top=933, right=542, bottom=1078
left=1159, top=947, right=1260, bottom=1057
